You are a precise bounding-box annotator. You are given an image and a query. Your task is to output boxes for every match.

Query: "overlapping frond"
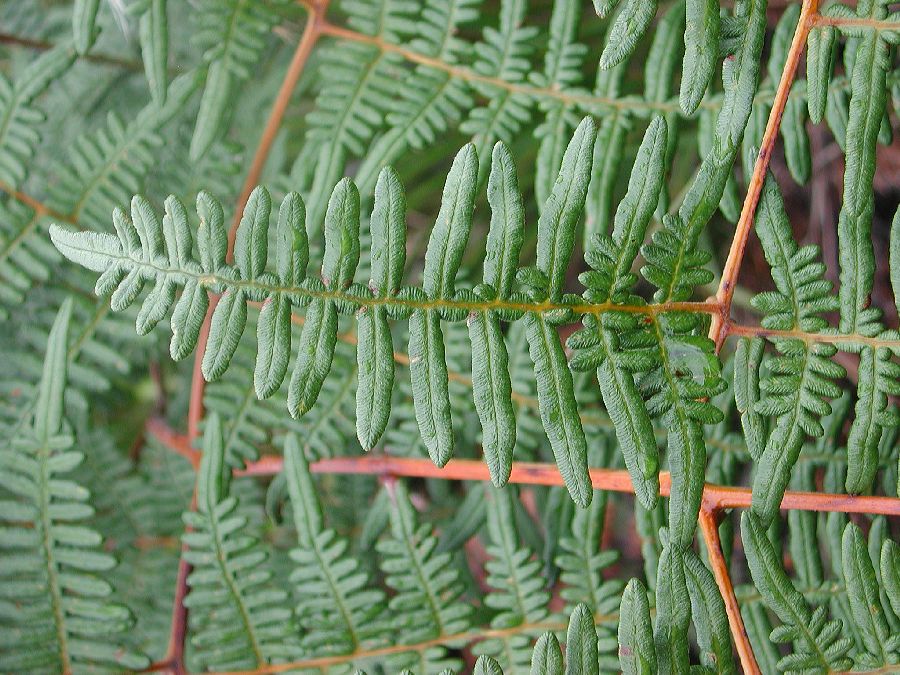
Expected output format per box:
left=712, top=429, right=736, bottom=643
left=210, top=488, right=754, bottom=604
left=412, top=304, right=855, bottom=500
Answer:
left=0, top=302, right=149, bottom=673
left=181, top=414, right=299, bottom=670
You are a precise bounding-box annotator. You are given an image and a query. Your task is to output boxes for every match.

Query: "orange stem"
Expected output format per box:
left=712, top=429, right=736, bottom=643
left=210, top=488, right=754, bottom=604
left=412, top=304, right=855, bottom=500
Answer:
left=227, top=8, right=325, bottom=250
left=144, top=423, right=900, bottom=517
left=710, top=0, right=821, bottom=351
left=698, top=508, right=761, bottom=675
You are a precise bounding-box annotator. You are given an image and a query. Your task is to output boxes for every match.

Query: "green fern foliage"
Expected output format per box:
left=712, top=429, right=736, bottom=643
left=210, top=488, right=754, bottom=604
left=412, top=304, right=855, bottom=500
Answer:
left=0, top=301, right=149, bottom=673
left=182, top=414, right=299, bottom=670
left=5, top=0, right=900, bottom=672
left=742, top=511, right=900, bottom=672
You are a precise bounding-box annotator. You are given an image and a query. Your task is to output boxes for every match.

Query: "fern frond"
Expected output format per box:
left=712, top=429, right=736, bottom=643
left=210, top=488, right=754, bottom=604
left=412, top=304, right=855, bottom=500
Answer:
left=284, top=434, right=387, bottom=657
left=50, top=118, right=607, bottom=505
left=190, top=0, right=285, bottom=159
left=837, top=0, right=893, bottom=335
left=377, top=480, right=472, bottom=672
left=740, top=511, right=900, bottom=673
left=0, top=45, right=74, bottom=189
left=749, top=170, right=844, bottom=526
left=477, top=486, right=549, bottom=670
left=182, top=414, right=299, bottom=670
left=0, top=301, right=149, bottom=673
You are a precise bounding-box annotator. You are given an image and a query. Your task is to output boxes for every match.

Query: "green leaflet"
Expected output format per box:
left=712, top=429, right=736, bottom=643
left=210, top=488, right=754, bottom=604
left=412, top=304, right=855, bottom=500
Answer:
left=423, top=145, right=477, bottom=301
left=842, top=522, right=898, bottom=665
left=564, top=604, right=599, bottom=675
left=681, top=0, right=719, bottom=115
left=845, top=346, right=900, bottom=494
left=202, top=288, right=248, bottom=381
left=892, top=205, right=900, bottom=319
left=741, top=512, right=854, bottom=673
left=750, top=171, right=843, bottom=526
left=475, top=655, right=505, bottom=675
left=469, top=142, right=523, bottom=485
left=72, top=0, right=100, bottom=54
left=618, top=579, right=656, bottom=675
left=525, top=312, right=591, bottom=507
left=806, top=23, right=836, bottom=124
left=537, top=116, right=596, bottom=301
left=410, top=309, right=456, bottom=466
left=34, top=299, right=72, bottom=441
left=599, top=0, right=658, bottom=70
left=235, top=186, right=271, bottom=281
left=734, top=337, right=765, bottom=461
left=289, top=180, right=359, bottom=417
left=683, top=550, right=736, bottom=674
left=140, top=0, right=169, bottom=104
left=837, top=1, right=891, bottom=334
left=484, top=142, right=524, bottom=298
left=653, top=545, right=691, bottom=674
left=530, top=633, right=563, bottom=675
left=882, top=540, right=900, bottom=619
left=469, top=311, right=516, bottom=485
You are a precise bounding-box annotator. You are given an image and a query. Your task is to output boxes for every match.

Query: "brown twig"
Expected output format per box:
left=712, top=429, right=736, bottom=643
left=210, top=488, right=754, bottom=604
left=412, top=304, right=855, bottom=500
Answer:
left=0, top=32, right=145, bottom=71
left=702, top=3, right=821, bottom=671
left=227, top=8, right=326, bottom=250
left=698, top=508, right=761, bottom=675
left=143, top=423, right=900, bottom=517
left=710, top=0, right=821, bottom=351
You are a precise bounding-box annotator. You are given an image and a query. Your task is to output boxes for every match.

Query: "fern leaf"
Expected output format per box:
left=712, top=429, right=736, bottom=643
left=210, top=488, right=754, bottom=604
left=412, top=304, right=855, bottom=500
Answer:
left=284, top=434, right=387, bottom=656
left=182, top=414, right=298, bottom=670
left=377, top=480, right=471, bottom=671
left=750, top=171, right=844, bottom=525
left=683, top=549, right=736, bottom=673
left=837, top=0, right=892, bottom=334
left=842, top=522, right=899, bottom=667
left=530, top=633, right=564, bottom=675
left=357, top=167, right=405, bottom=449
left=599, top=0, right=658, bottom=71
left=741, top=511, right=854, bottom=673
left=0, top=301, right=149, bottom=673
left=140, top=0, right=169, bottom=104
left=478, top=486, right=549, bottom=670
left=806, top=21, right=836, bottom=124
left=72, top=0, right=100, bottom=54
left=564, top=603, right=600, bottom=675
left=734, top=337, right=765, bottom=461
left=681, top=0, right=719, bottom=115
left=476, top=655, right=505, bottom=675
left=618, top=579, right=656, bottom=675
